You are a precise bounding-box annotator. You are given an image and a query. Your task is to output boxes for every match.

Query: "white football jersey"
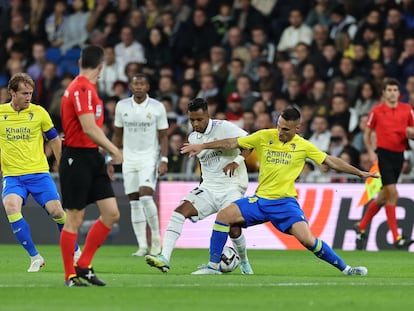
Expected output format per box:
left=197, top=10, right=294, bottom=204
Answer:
left=189, top=119, right=248, bottom=191
left=114, top=95, right=168, bottom=163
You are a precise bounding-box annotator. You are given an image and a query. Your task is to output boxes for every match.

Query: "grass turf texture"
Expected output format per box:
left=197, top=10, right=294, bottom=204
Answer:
left=0, top=245, right=413, bottom=311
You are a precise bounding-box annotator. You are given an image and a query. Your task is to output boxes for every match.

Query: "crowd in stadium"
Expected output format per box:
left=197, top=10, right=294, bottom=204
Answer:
left=1, top=0, right=414, bottom=181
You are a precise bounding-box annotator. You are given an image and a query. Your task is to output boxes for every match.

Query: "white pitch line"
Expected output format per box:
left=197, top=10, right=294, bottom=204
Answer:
left=1, top=282, right=414, bottom=288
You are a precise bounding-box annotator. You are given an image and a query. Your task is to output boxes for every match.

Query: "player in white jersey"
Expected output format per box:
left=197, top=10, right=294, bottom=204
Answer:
left=112, top=73, right=169, bottom=256
left=145, top=98, right=254, bottom=274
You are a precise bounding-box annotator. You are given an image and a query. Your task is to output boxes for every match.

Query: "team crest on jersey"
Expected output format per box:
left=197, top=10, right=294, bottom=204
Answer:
left=3, top=114, right=8, bottom=120
left=29, top=113, right=34, bottom=120
left=269, top=140, right=273, bottom=145
left=147, top=112, right=152, bottom=119
left=291, top=143, right=296, bottom=151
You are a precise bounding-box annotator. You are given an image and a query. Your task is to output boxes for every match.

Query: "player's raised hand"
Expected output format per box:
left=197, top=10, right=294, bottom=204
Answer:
left=181, top=143, right=202, bottom=157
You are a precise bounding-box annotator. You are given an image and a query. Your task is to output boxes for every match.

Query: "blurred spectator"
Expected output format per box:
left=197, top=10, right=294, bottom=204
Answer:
left=230, top=0, right=264, bottom=42
left=271, top=97, right=289, bottom=126
left=143, top=26, right=173, bottom=80
left=397, top=36, right=414, bottom=86
left=222, top=57, right=245, bottom=98
left=48, top=72, right=74, bottom=133
left=235, top=73, right=260, bottom=111
left=115, top=0, right=133, bottom=24
left=386, top=6, right=409, bottom=46
left=249, top=25, right=276, bottom=64
left=361, top=25, right=381, bottom=61
left=308, top=114, right=331, bottom=152
left=328, top=94, right=359, bottom=133
left=112, top=80, right=129, bottom=99
left=124, top=61, right=143, bottom=82
left=283, top=75, right=307, bottom=107
left=211, top=1, right=233, bottom=43
left=305, top=0, right=333, bottom=27
left=175, top=7, right=220, bottom=69
left=196, top=73, right=220, bottom=101
left=61, top=0, right=90, bottom=54
left=244, top=43, right=266, bottom=83
left=33, top=61, right=60, bottom=110
left=354, top=8, right=384, bottom=43
left=381, top=39, right=399, bottom=78
left=242, top=109, right=256, bottom=133
left=223, top=26, right=250, bottom=64
left=358, top=151, right=373, bottom=172
left=329, top=3, right=358, bottom=40
left=28, top=0, right=47, bottom=42
left=115, top=25, right=146, bottom=67
left=251, top=99, right=267, bottom=117
left=0, top=86, right=10, bottom=103
left=225, top=92, right=244, bottom=127
left=140, top=0, right=162, bottom=29
left=330, top=56, right=365, bottom=103
left=27, top=40, right=47, bottom=80
left=401, top=0, right=414, bottom=30
left=98, top=44, right=128, bottom=99
left=168, top=130, right=190, bottom=174
left=100, top=9, right=121, bottom=46
left=312, top=40, right=340, bottom=81
left=311, top=79, right=330, bottom=117
left=209, top=45, right=228, bottom=88
left=127, top=8, right=147, bottom=44
left=256, top=60, right=277, bottom=96
left=300, top=62, right=318, bottom=97
left=277, top=9, right=313, bottom=62
left=44, top=0, right=67, bottom=49
left=310, top=24, right=329, bottom=54
left=402, top=75, right=414, bottom=102
left=351, top=114, right=369, bottom=153
left=154, top=75, right=179, bottom=108
left=327, top=123, right=350, bottom=157
left=255, top=111, right=273, bottom=130
left=2, top=13, right=33, bottom=56
left=354, top=80, right=380, bottom=117
left=86, top=0, right=114, bottom=33
left=370, top=60, right=386, bottom=94
left=297, top=160, right=316, bottom=183
left=164, top=0, right=191, bottom=24
left=352, top=43, right=372, bottom=78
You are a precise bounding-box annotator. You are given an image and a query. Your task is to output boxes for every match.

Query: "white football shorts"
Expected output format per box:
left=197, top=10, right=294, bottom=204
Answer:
left=122, top=159, right=158, bottom=194
left=183, top=186, right=245, bottom=222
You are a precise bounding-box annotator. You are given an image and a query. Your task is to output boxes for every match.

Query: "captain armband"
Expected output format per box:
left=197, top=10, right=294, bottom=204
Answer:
left=233, top=155, right=245, bottom=165
left=45, top=127, right=59, bottom=140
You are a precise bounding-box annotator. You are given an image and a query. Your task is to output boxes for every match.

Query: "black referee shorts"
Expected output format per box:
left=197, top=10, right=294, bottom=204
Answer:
left=59, top=147, right=115, bottom=210
left=377, top=147, right=404, bottom=186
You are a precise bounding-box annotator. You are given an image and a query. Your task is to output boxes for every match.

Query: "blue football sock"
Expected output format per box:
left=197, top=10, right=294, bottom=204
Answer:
left=8, top=213, right=38, bottom=257
left=309, top=238, right=347, bottom=271
left=209, top=221, right=230, bottom=264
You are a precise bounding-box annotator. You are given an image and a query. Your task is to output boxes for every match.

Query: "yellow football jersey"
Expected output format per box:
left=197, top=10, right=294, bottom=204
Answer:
left=238, top=129, right=327, bottom=199
left=0, top=103, right=54, bottom=176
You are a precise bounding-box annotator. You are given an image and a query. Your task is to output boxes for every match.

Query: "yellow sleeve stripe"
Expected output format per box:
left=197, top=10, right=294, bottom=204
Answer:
left=213, top=222, right=230, bottom=233
left=8, top=212, right=23, bottom=223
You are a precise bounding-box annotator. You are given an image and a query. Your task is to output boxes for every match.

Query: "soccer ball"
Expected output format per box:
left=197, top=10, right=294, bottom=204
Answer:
left=219, top=246, right=240, bottom=273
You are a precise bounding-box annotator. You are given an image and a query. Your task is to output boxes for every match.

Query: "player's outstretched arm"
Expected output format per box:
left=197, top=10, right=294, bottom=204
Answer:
left=181, top=137, right=239, bottom=157
left=323, top=155, right=380, bottom=179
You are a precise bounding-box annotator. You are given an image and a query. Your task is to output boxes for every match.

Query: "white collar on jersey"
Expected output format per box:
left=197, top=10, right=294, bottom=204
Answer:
left=204, top=118, right=213, bottom=135
left=131, top=94, right=149, bottom=107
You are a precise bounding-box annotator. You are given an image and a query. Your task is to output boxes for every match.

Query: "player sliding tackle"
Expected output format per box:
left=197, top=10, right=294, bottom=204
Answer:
left=181, top=107, right=379, bottom=275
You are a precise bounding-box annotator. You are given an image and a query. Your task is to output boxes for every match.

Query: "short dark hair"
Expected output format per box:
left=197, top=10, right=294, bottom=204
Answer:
left=80, top=45, right=104, bottom=69
left=280, top=107, right=301, bottom=121
left=382, top=77, right=400, bottom=90
left=188, top=98, right=207, bottom=112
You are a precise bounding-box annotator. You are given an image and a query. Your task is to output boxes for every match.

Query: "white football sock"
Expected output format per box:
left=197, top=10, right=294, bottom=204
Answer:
left=231, top=233, right=248, bottom=262
left=130, top=200, right=147, bottom=249
left=140, top=196, right=161, bottom=248
left=161, top=211, right=186, bottom=261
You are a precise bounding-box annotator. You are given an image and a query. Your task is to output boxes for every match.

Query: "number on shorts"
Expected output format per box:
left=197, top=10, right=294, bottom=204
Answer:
left=192, top=187, right=204, bottom=196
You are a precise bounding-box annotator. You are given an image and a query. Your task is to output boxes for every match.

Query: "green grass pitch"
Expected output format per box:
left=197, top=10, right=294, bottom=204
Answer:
left=0, top=245, right=413, bottom=311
